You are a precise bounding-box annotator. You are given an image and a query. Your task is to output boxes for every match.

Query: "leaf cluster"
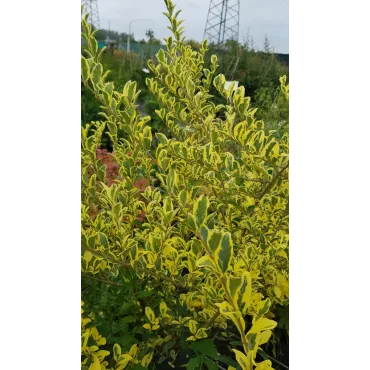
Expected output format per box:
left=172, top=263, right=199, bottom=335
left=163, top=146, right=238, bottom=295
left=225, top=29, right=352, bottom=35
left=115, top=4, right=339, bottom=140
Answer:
left=81, top=1, right=289, bottom=369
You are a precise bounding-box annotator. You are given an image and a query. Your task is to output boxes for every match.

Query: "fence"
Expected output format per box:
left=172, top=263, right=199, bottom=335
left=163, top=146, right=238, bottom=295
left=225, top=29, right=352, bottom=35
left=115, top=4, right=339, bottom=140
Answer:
left=98, top=41, right=166, bottom=56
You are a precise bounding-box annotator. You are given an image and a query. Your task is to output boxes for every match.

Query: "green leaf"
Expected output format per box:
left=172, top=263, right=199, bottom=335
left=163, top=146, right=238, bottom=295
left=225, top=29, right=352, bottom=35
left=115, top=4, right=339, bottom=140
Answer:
left=110, top=334, right=137, bottom=348
left=193, top=195, right=209, bottom=228
left=81, top=56, right=90, bottom=81
left=112, top=202, right=122, bottom=220
left=113, top=343, right=122, bottom=361
left=199, top=225, right=209, bottom=246
left=227, top=276, right=243, bottom=305
left=98, top=233, right=108, bottom=248
left=143, top=126, right=152, bottom=150
left=137, top=290, right=155, bottom=298
left=107, top=121, right=117, bottom=136
left=88, top=235, right=96, bottom=249
left=119, top=315, right=137, bottom=324
left=216, top=355, right=238, bottom=367
left=203, top=357, right=218, bottom=370
left=186, top=78, right=196, bottom=95
left=257, top=299, right=272, bottom=318
left=246, top=205, right=255, bottom=214
left=125, top=81, right=137, bottom=102
left=118, top=302, right=133, bottom=315
left=208, top=230, right=222, bottom=254
left=130, top=364, right=146, bottom=370
left=178, top=189, right=188, bottom=208
left=196, top=255, right=218, bottom=272
left=97, top=165, right=106, bottom=182
left=91, top=63, right=103, bottom=85
left=186, top=214, right=197, bottom=232
left=145, top=307, right=156, bottom=323
left=157, top=48, right=166, bottom=64
left=203, top=143, right=212, bottom=164
left=246, top=332, right=258, bottom=351
left=167, top=168, right=176, bottom=190
left=189, top=339, right=217, bottom=358
left=155, top=132, right=168, bottom=145
left=215, top=232, right=233, bottom=272
left=187, top=356, right=202, bottom=370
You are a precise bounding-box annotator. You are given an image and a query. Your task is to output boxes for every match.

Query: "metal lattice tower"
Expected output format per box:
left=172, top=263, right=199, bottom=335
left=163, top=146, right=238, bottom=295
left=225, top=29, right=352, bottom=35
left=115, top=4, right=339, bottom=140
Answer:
left=82, top=0, right=100, bottom=30
left=204, top=0, right=240, bottom=45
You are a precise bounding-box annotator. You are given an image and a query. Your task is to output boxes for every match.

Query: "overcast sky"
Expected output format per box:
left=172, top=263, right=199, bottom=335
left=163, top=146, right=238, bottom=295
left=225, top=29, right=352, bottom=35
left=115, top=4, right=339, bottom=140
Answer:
left=97, top=0, right=289, bottom=53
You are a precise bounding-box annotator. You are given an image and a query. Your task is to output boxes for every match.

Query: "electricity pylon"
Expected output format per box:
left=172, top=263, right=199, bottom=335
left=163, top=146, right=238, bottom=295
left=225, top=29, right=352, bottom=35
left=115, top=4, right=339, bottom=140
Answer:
left=82, top=0, right=100, bottom=30
left=204, top=0, right=240, bottom=45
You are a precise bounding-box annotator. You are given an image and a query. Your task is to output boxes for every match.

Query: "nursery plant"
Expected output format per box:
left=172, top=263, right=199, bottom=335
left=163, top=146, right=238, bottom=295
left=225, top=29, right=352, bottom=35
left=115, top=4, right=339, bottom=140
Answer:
left=81, top=1, right=289, bottom=369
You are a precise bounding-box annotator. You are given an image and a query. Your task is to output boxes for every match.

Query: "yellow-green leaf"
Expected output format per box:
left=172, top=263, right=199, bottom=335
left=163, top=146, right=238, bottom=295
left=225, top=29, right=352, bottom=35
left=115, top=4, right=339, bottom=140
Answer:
left=208, top=230, right=223, bottom=254
left=91, top=63, right=103, bottom=85
left=248, top=318, right=277, bottom=334
left=178, top=189, right=188, bottom=208
left=232, top=349, right=251, bottom=370
left=196, top=255, right=218, bottom=272
left=258, top=330, right=272, bottom=345
left=217, top=301, right=245, bottom=335
left=203, top=143, right=213, bottom=164
left=193, top=195, right=209, bottom=228
left=188, top=319, right=198, bottom=334
left=155, top=132, right=168, bottom=145
left=117, top=354, right=132, bottom=367
left=240, top=272, right=252, bottom=310
left=195, top=328, right=208, bottom=339
left=215, top=233, right=233, bottom=273
left=160, top=302, right=168, bottom=316
left=128, top=344, right=138, bottom=358
left=113, top=343, right=122, bottom=361
left=141, top=352, right=154, bottom=367
left=227, top=276, right=243, bottom=307
left=145, top=306, right=156, bottom=323
left=255, top=360, right=274, bottom=370
left=88, top=355, right=101, bottom=370
left=274, top=286, right=282, bottom=299
left=84, top=251, right=93, bottom=263
left=81, top=56, right=90, bottom=81
left=276, top=250, right=288, bottom=260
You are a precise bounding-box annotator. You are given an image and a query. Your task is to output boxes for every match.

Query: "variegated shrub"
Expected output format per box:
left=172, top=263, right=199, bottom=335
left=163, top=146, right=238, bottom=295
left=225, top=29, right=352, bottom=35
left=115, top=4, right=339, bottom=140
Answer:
left=81, top=1, right=288, bottom=369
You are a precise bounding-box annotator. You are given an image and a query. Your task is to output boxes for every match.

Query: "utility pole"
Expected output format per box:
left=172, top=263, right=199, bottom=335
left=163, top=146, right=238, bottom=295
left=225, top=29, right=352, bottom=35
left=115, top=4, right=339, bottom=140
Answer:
left=204, top=0, right=240, bottom=45
left=81, top=0, right=100, bottom=30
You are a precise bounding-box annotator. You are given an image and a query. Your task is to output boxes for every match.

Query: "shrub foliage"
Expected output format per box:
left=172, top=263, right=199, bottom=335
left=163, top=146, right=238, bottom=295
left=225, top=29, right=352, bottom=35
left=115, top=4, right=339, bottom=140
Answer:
left=81, top=1, right=289, bottom=369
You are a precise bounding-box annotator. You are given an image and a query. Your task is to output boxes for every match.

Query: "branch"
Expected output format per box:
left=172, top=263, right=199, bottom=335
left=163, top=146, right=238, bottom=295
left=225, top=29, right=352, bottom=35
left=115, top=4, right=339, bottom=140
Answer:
left=81, top=272, right=123, bottom=287
left=258, top=161, right=289, bottom=201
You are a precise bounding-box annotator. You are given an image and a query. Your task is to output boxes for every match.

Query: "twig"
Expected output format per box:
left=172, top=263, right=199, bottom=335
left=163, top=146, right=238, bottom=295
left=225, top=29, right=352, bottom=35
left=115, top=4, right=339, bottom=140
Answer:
left=258, top=161, right=289, bottom=201
left=258, top=351, right=289, bottom=370
left=81, top=272, right=122, bottom=287
left=205, top=310, right=221, bottom=329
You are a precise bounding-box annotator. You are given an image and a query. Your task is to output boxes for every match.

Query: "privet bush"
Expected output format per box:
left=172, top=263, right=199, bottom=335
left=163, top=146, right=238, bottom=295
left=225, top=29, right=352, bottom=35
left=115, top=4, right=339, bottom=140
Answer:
left=81, top=1, right=289, bottom=369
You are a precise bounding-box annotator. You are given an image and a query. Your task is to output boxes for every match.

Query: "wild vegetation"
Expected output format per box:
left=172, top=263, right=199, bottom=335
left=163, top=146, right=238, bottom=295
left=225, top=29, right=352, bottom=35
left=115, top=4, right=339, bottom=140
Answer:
left=81, top=1, right=289, bottom=369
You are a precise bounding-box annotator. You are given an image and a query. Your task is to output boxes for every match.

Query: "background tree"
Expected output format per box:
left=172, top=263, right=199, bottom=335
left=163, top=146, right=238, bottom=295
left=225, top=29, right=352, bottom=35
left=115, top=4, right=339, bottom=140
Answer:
left=145, top=28, right=161, bottom=45
left=264, top=34, right=271, bottom=53
left=145, top=28, right=154, bottom=42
